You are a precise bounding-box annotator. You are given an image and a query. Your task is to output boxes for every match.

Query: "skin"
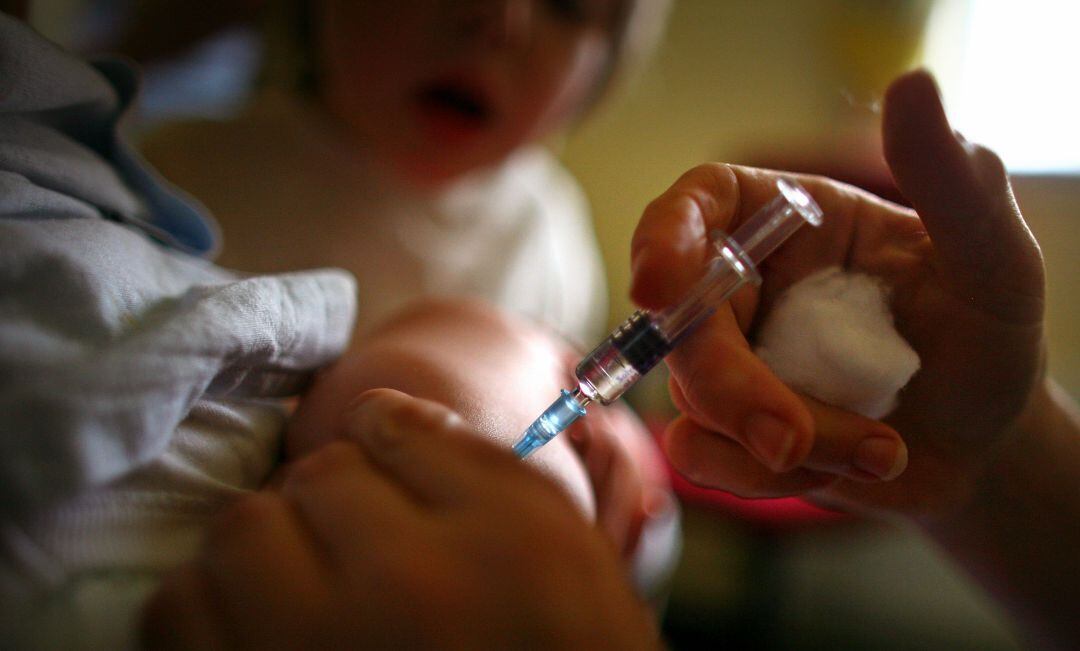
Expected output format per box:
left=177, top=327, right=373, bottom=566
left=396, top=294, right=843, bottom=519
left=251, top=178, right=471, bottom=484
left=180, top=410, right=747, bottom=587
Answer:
left=630, top=70, right=1079, bottom=649
left=314, top=0, right=620, bottom=187
left=283, top=298, right=663, bottom=556
left=141, top=300, right=662, bottom=648
left=285, top=298, right=619, bottom=523
left=141, top=388, right=660, bottom=650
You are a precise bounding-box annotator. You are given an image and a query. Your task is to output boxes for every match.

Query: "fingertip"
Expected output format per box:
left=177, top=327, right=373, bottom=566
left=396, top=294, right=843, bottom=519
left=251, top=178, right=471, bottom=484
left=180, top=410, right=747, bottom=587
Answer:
left=630, top=164, right=740, bottom=310
left=882, top=69, right=957, bottom=170
left=852, top=433, right=909, bottom=482
left=629, top=229, right=708, bottom=310
left=341, top=387, right=407, bottom=428
left=883, top=68, right=945, bottom=120
left=884, top=68, right=942, bottom=111
left=341, top=389, right=470, bottom=463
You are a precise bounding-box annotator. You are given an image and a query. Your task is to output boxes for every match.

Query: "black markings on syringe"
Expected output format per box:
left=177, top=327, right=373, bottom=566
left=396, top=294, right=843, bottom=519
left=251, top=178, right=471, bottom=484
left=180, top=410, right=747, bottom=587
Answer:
left=611, top=312, right=673, bottom=375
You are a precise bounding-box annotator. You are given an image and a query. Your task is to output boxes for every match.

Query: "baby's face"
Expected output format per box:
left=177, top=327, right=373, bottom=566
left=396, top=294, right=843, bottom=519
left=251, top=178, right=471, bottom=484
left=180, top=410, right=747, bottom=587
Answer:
left=314, top=0, right=619, bottom=187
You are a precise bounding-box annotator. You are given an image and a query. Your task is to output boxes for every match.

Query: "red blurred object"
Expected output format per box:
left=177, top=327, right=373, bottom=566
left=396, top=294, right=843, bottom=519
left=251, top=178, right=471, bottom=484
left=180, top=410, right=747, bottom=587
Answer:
left=666, top=461, right=849, bottom=530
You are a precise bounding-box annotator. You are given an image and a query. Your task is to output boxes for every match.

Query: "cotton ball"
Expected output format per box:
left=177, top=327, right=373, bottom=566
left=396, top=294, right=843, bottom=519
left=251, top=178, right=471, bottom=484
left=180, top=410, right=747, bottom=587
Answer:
left=753, top=266, right=920, bottom=419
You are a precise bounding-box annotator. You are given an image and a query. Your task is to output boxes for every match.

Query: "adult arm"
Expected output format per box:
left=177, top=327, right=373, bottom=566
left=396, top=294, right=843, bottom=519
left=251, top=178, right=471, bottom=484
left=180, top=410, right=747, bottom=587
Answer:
left=926, top=380, right=1080, bottom=651
left=629, top=70, right=1078, bottom=649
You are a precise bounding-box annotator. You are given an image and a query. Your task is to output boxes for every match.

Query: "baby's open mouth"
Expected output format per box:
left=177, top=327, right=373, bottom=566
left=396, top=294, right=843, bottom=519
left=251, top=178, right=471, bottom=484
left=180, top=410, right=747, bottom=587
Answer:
left=416, top=83, right=493, bottom=126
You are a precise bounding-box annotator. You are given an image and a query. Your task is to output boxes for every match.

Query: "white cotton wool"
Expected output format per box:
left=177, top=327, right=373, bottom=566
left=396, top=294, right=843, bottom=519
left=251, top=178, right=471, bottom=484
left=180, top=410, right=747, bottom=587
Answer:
left=753, top=266, right=920, bottom=419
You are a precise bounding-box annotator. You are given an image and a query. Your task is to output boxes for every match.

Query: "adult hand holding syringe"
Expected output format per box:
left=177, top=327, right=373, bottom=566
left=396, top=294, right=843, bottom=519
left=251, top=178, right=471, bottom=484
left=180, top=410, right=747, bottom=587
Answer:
left=512, top=178, right=823, bottom=458
left=632, top=71, right=1047, bottom=515
left=518, top=69, right=1048, bottom=512
left=625, top=70, right=1080, bottom=651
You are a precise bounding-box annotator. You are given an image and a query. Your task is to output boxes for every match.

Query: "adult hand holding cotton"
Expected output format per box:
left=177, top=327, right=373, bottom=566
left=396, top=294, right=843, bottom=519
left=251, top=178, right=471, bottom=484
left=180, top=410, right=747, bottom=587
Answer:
left=630, top=70, right=1046, bottom=521
left=631, top=71, right=1080, bottom=651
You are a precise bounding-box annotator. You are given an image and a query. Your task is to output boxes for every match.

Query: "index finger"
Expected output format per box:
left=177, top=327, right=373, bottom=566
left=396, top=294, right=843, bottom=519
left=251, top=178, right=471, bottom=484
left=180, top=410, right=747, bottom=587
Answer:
left=630, top=163, right=741, bottom=309
left=344, top=389, right=571, bottom=513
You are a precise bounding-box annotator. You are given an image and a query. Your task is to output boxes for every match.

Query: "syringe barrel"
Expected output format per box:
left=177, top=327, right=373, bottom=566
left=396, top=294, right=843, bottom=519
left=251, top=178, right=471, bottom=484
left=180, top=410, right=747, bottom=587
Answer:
left=575, top=312, right=671, bottom=405
left=651, top=238, right=758, bottom=345
left=574, top=178, right=822, bottom=406
left=574, top=242, right=753, bottom=405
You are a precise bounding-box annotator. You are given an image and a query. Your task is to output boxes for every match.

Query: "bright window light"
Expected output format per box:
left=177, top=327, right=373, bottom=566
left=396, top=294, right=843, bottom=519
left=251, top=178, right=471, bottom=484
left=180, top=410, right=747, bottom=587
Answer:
left=924, top=1, right=1080, bottom=173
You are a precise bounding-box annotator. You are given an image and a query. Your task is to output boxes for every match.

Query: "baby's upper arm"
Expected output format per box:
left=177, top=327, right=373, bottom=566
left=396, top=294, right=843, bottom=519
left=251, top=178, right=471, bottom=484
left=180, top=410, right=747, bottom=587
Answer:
left=286, top=298, right=596, bottom=517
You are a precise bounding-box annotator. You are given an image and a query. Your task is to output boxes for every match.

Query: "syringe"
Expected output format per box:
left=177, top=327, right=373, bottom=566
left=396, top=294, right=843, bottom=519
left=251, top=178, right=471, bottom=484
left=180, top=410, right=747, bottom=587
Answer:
left=512, top=178, right=823, bottom=458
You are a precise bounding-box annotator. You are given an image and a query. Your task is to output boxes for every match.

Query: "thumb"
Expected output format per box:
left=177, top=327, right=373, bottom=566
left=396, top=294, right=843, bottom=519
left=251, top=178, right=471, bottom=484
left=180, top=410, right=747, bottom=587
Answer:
left=882, top=69, right=1044, bottom=323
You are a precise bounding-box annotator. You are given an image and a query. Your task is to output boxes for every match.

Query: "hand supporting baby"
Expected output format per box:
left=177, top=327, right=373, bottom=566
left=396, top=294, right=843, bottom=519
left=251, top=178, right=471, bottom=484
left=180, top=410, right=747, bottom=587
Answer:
left=141, top=298, right=672, bottom=648
left=283, top=298, right=670, bottom=559
left=141, top=389, right=660, bottom=650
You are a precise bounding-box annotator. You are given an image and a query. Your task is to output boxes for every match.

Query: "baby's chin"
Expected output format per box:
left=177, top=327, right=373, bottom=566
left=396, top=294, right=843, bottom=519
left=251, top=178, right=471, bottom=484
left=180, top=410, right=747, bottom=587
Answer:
left=386, top=143, right=519, bottom=191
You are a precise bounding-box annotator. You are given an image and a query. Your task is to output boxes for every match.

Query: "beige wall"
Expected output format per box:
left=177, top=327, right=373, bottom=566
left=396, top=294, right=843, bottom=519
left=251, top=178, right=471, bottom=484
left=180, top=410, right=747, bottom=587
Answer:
left=560, top=0, right=1079, bottom=398
left=1012, top=176, right=1080, bottom=395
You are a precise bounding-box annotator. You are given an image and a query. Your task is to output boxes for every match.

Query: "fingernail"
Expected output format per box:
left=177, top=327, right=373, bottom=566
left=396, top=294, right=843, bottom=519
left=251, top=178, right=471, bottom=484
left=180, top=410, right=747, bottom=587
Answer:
left=344, top=399, right=399, bottom=452
left=344, top=389, right=385, bottom=418
left=643, top=488, right=673, bottom=519
left=744, top=413, right=797, bottom=472
left=853, top=437, right=907, bottom=481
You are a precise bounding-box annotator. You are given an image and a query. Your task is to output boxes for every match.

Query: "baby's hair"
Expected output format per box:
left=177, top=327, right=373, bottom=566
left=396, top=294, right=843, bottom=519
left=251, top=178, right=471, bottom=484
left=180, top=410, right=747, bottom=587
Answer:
left=258, top=0, right=671, bottom=117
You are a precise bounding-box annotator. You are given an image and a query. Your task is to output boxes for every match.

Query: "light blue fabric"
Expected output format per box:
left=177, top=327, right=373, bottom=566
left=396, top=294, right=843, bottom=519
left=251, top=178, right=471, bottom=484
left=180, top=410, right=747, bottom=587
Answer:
left=0, top=13, right=357, bottom=523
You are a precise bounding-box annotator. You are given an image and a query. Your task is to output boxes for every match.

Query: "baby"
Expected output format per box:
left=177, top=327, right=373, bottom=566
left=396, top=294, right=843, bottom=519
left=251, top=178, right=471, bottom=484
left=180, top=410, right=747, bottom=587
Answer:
left=0, top=3, right=675, bottom=648
left=141, top=0, right=680, bottom=596
left=141, top=0, right=670, bottom=340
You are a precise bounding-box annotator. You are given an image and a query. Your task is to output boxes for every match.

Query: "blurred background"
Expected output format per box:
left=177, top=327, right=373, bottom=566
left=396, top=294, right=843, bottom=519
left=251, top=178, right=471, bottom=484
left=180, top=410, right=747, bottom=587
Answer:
left=27, top=1, right=1078, bottom=648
